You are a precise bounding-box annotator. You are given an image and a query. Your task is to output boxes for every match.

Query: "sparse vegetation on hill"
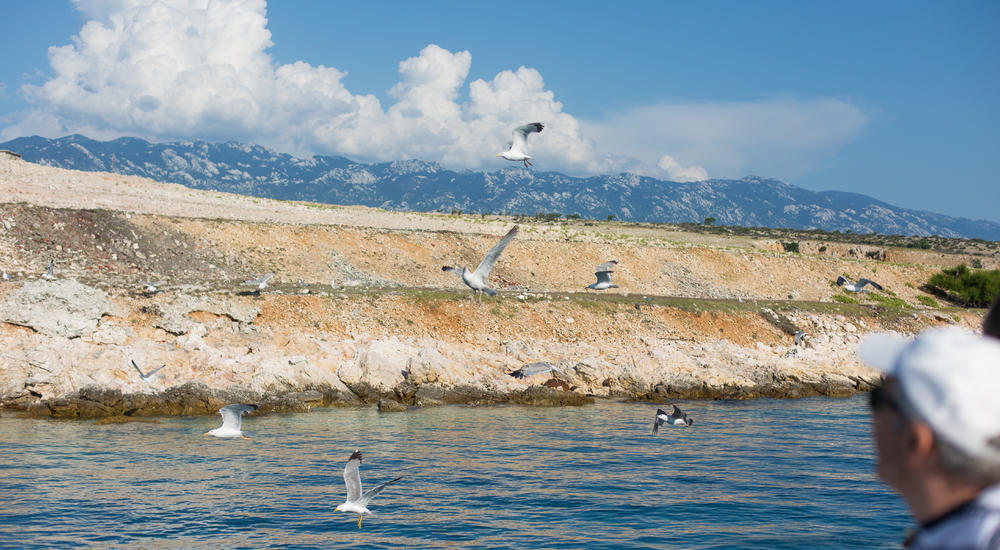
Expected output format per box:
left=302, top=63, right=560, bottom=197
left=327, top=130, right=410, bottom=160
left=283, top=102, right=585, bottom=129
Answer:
left=924, top=264, right=1000, bottom=308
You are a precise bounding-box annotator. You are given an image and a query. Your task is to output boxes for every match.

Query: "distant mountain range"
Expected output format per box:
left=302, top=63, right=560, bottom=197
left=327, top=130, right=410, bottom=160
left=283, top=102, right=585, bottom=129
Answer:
left=3, top=134, right=998, bottom=240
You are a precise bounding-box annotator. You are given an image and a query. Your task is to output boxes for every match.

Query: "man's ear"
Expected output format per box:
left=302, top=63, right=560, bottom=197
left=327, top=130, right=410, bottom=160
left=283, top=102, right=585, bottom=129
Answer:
left=906, top=421, right=937, bottom=467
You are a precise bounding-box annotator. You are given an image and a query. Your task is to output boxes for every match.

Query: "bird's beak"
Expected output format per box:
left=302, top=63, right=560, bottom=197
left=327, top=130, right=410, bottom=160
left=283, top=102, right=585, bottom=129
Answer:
left=203, top=431, right=210, bottom=436
left=495, top=153, right=502, bottom=157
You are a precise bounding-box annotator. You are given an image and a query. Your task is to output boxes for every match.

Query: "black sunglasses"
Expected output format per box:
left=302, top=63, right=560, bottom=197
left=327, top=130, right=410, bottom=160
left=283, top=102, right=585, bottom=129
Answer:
left=869, top=385, right=900, bottom=412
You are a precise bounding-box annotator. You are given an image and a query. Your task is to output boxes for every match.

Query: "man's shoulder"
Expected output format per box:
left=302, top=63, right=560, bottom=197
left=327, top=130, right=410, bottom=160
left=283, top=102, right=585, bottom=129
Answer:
left=911, top=485, right=1000, bottom=550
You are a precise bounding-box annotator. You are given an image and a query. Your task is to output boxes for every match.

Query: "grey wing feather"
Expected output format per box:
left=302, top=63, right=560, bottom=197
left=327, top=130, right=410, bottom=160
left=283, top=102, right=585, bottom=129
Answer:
left=473, top=225, right=520, bottom=279
left=595, top=271, right=613, bottom=285
left=595, top=261, right=618, bottom=273
left=441, top=266, right=460, bottom=274
left=857, top=278, right=882, bottom=291
left=146, top=364, right=166, bottom=377
left=836, top=276, right=849, bottom=286
left=219, top=404, right=256, bottom=431
left=510, top=123, right=543, bottom=153
left=359, top=476, right=403, bottom=507
left=344, top=455, right=363, bottom=502
left=130, top=360, right=146, bottom=377
left=672, top=404, right=685, bottom=417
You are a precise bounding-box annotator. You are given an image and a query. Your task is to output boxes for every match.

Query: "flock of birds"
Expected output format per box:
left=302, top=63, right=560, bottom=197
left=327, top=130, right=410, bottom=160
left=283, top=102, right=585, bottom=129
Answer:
left=201, top=396, right=692, bottom=528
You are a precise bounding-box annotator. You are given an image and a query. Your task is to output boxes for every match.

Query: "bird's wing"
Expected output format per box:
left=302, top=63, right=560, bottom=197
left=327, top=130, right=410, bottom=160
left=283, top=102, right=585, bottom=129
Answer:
left=153, top=280, right=167, bottom=287
left=359, top=476, right=403, bottom=507
left=595, top=271, right=613, bottom=285
left=473, top=225, right=520, bottom=280
left=130, top=360, right=146, bottom=377
left=146, top=364, right=166, bottom=377
left=836, top=276, right=849, bottom=286
left=656, top=408, right=669, bottom=417
left=219, top=404, right=257, bottom=431
left=261, top=273, right=274, bottom=284
left=672, top=404, right=685, bottom=417
left=858, top=278, right=883, bottom=291
left=509, top=123, right=544, bottom=155
left=595, top=261, right=618, bottom=273
left=652, top=419, right=660, bottom=435
left=441, top=266, right=461, bottom=274
left=344, top=450, right=363, bottom=502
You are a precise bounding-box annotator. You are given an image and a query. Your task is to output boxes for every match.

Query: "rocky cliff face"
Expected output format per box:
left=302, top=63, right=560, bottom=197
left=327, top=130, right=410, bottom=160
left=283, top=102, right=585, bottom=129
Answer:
left=5, top=134, right=1000, bottom=239
left=0, top=154, right=990, bottom=418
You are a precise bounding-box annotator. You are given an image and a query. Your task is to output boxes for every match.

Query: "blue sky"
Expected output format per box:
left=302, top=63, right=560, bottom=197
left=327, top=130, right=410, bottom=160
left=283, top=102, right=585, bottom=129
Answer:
left=1, top=1, right=998, bottom=223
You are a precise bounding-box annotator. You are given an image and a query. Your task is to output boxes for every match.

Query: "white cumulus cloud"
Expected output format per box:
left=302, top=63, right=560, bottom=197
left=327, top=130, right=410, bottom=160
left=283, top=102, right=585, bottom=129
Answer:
left=3, top=0, right=868, bottom=182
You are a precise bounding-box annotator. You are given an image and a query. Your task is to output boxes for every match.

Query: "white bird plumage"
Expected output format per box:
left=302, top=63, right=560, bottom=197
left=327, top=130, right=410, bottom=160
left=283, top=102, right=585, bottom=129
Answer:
left=335, top=450, right=403, bottom=528
left=243, top=273, right=274, bottom=293
left=43, top=259, right=55, bottom=280
left=587, top=260, right=619, bottom=290
left=497, top=123, right=544, bottom=168
left=205, top=403, right=258, bottom=438
left=139, top=280, right=166, bottom=293
left=442, top=225, right=519, bottom=298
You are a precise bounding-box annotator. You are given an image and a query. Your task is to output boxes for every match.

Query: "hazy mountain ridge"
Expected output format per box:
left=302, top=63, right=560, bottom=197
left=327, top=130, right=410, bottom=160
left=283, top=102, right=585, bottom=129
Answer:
left=3, top=134, right=998, bottom=240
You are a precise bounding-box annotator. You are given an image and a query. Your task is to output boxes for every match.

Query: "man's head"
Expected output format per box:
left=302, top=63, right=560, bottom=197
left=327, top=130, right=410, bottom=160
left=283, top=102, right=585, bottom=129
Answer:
left=860, top=328, right=1000, bottom=497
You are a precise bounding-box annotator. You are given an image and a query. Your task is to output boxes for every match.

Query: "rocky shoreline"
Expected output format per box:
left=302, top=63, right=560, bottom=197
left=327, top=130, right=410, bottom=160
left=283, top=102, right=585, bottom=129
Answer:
left=3, top=278, right=970, bottom=420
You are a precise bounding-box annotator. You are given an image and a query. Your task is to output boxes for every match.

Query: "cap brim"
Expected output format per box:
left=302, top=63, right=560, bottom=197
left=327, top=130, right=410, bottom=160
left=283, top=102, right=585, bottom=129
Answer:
left=857, top=333, right=909, bottom=373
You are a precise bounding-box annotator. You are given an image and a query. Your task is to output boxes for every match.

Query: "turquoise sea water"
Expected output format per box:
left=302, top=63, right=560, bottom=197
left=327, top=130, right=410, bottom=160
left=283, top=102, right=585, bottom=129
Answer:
left=0, top=396, right=911, bottom=548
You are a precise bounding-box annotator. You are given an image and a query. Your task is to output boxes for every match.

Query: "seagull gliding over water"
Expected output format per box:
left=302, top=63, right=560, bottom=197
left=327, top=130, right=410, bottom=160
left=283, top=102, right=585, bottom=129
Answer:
left=336, top=450, right=403, bottom=528
left=652, top=405, right=693, bottom=434
left=205, top=404, right=258, bottom=438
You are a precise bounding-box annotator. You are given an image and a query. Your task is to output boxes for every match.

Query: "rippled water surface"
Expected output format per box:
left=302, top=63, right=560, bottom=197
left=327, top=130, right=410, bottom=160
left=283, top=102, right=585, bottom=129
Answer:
left=0, top=397, right=911, bottom=548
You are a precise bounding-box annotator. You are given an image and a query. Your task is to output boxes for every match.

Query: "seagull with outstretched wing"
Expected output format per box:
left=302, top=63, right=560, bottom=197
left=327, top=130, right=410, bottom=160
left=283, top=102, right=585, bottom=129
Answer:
left=652, top=404, right=693, bottom=434
left=836, top=275, right=883, bottom=293
left=587, top=260, right=619, bottom=290
left=497, top=123, right=544, bottom=168
left=130, top=359, right=166, bottom=383
left=205, top=404, right=258, bottom=438
left=335, top=450, right=403, bottom=528
left=442, top=225, right=519, bottom=298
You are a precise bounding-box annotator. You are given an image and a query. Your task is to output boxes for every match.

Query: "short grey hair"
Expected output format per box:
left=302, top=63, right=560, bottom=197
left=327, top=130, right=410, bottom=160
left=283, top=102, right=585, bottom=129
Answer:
left=892, top=379, right=1000, bottom=486
left=933, top=433, right=1000, bottom=486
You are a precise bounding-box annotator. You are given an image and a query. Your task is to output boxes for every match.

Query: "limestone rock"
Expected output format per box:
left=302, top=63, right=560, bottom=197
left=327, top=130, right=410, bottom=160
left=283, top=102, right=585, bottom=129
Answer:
left=0, top=279, right=123, bottom=338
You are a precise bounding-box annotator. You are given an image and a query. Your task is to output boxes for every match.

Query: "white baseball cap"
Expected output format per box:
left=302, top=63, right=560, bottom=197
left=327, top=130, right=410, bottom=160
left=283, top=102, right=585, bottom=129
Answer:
left=858, top=327, right=1000, bottom=463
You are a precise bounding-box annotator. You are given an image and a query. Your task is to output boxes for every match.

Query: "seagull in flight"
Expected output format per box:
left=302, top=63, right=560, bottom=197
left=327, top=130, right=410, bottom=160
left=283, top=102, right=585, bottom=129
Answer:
left=205, top=404, right=258, bottom=438
left=587, top=261, right=619, bottom=290
left=243, top=273, right=274, bottom=293
left=43, top=259, right=55, bottom=280
left=497, top=123, right=544, bottom=168
left=652, top=405, right=693, bottom=434
left=836, top=276, right=883, bottom=293
left=130, top=359, right=166, bottom=383
left=335, top=450, right=403, bottom=528
left=442, top=225, right=519, bottom=298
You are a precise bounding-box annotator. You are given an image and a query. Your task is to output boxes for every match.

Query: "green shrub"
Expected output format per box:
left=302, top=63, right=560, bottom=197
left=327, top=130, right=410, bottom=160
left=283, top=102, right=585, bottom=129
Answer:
left=781, top=241, right=800, bottom=253
left=866, top=293, right=908, bottom=308
left=833, top=295, right=859, bottom=304
left=818, top=245, right=827, bottom=253
left=704, top=216, right=716, bottom=226
left=607, top=214, right=617, bottom=221
left=926, top=263, right=1000, bottom=307
left=916, top=295, right=939, bottom=308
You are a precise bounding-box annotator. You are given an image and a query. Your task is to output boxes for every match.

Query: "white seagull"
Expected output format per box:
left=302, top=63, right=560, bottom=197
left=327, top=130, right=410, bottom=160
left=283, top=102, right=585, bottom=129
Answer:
left=205, top=404, right=259, bottom=438
left=43, top=259, right=55, bottom=280
left=587, top=261, right=619, bottom=290
left=2, top=270, right=9, bottom=281
left=496, top=123, right=544, bottom=168
left=243, top=273, right=274, bottom=293
left=652, top=405, right=693, bottom=434
left=836, top=275, right=883, bottom=293
left=130, top=359, right=166, bottom=383
left=335, top=450, right=403, bottom=528
left=442, top=225, right=519, bottom=298
left=139, top=279, right=166, bottom=293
